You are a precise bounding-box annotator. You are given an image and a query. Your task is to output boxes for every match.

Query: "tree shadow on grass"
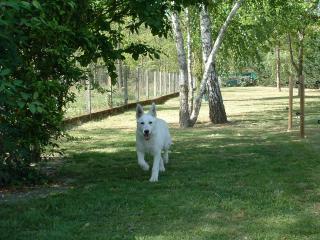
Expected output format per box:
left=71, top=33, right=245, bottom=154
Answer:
left=2, top=105, right=320, bottom=239
left=30, top=126, right=318, bottom=240
left=56, top=90, right=320, bottom=238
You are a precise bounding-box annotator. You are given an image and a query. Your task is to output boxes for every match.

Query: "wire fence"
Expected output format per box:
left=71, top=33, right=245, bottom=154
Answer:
left=65, top=65, right=180, bottom=118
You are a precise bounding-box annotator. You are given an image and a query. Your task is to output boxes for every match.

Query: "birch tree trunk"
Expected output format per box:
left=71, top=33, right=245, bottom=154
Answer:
left=189, top=0, right=243, bottom=126
left=275, top=42, right=281, bottom=92
left=185, top=8, right=194, bottom=115
left=200, top=4, right=227, bottom=124
left=171, top=11, right=190, bottom=127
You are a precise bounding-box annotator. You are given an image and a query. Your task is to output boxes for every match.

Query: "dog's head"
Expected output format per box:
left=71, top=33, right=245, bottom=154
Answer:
left=136, top=103, right=157, bottom=141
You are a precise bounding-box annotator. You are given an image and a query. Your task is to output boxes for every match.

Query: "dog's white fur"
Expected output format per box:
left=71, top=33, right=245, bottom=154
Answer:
left=136, top=103, right=172, bottom=182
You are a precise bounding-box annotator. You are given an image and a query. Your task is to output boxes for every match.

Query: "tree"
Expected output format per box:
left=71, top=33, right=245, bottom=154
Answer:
left=0, top=0, right=176, bottom=185
left=189, top=0, right=244, bottom=126
left=275, top=41, right=282, bottom=91
left=171, top=0, right=243, bottom=127
left=285, top=1, right=319, bottom=137
left=199, top=3, right=227, bottom=124
left=185, top=8, right=195, bottom=115
left=231, top=0, right=319, bottom=137
left=171, top=11, right=191, bottom=128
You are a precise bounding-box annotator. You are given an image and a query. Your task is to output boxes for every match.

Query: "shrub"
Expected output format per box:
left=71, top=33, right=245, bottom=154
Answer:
left=0, top=0, right=168, bottom=186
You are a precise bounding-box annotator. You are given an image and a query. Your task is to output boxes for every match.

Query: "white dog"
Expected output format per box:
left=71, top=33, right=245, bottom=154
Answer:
left=136, top=103, right=172, bottom=182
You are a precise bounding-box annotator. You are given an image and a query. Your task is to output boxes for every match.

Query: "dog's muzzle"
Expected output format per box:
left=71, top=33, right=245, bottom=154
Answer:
left=143, top=130, right=151, bottom=140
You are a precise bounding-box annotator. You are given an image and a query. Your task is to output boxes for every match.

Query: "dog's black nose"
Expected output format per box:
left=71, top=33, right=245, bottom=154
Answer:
left=144, top=130, right=149, bottom=134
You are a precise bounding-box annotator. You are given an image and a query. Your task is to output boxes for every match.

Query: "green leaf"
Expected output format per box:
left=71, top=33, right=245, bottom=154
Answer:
left=32, top=0, right=42, bottom=10
left=21, top=92, right=31, bottom=100
left=33, top=92, right=39, bottom=99
left=29, top=103, right=36, bottom=114
left=0, top=68, right=10, bottom=76
left=17, top=101, right=25, bottom=109
left=36, top=106, right=44, bottom=113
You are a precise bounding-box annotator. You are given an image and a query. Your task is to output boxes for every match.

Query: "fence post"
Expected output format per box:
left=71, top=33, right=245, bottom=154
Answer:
left=159, top=71, right=162, bottom=96
left=145, top=69, right=149, bottom=99
left=124, top=66, right=128, bottom=105
left=153, top=71, right=157, bottom=97
left=168, top=73, right=170, bottom=94
left=164, top=72, right=168, bottom=95
left=136, top=67, right=140, bottom=101
left=107, top=74, right=113, bottom=108
left=164, top=73, right=168, bottom=95
left=117, top=60, right=123, bottom=88
left=86, top=74, right=92, bottom=115
left=168, top=72, right=171, bottom=93
left=174, top=72, right=177, bottom=93
left=163, top=72, right=165, bottom=95
left=172, top=72, right=175, bottom=93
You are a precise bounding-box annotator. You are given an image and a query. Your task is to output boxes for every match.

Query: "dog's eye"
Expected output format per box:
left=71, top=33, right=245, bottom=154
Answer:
left=140, top=122, right=144, bottom=125
left=149, top=121, right=152, bottom=124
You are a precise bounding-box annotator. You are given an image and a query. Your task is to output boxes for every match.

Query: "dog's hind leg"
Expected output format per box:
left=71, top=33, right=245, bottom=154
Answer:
left=150, top=151, right=161, bottom=182
left=137, top=151, right=149, bottom=171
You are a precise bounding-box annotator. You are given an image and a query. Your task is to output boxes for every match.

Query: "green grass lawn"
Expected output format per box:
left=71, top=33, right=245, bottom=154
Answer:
left=1, top=87, right=320, bottom=240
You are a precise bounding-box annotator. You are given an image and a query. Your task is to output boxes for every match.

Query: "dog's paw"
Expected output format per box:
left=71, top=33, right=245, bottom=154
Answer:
left=139, top=163, right=150, bottom=171
left=149, top=175, right=158, bottom=182
left=159, top=166, right=165, bottom=172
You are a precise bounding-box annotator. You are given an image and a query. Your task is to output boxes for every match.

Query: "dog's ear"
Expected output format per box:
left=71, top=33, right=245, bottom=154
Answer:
left=149, top=102, right=157, bottom=117
left=136, top=104, right=144, bottom=119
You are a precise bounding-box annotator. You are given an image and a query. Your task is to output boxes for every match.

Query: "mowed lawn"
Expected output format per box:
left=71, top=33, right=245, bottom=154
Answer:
left=1, top=87, right=320, bottom=240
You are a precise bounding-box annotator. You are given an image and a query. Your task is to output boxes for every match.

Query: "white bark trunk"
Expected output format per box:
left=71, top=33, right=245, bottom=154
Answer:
left=185, top=8, right=194, bottom=115
left=199, top=4, right=227, bottom=124
left=171, top=11, right=190, bottom=127
left=190, top=0, right=243, bottom=125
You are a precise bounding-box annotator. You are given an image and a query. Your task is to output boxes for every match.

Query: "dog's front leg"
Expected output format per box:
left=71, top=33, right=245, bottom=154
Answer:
left=137, top=151, right=149, bottom=171
left=159, top=156, right=165, bottom=172
left=163, top=149, right=169, bottom=164
left=150, top=151, right=161, bottom=182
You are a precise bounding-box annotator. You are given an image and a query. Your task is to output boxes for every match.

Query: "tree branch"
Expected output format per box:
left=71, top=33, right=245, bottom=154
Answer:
left=287, top=33, right=299, bottom=73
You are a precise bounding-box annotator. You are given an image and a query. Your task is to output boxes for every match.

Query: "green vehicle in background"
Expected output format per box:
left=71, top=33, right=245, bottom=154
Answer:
left=223, top=72, right=257, bottom=87
left=203, top=72, right=258, bottom=101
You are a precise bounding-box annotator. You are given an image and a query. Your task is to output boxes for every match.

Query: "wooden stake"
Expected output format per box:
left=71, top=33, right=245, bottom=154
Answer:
left=288, top=75, right=293, bottom=131
left=299, top=74, right=305, bottom=138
